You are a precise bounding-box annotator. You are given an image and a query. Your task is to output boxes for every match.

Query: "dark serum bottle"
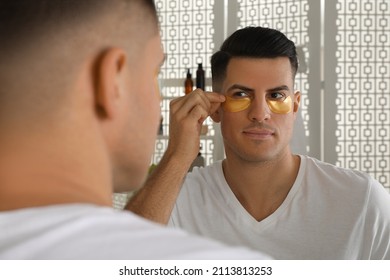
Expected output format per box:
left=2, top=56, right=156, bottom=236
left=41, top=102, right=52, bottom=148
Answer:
left=196, top=63, right=205, bottom=90
left=184, top=68, right=193, bottom=95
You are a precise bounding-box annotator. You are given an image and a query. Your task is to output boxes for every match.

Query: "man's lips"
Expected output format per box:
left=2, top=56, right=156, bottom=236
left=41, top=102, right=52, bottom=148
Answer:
left=242, top=127, right=275, bottom=139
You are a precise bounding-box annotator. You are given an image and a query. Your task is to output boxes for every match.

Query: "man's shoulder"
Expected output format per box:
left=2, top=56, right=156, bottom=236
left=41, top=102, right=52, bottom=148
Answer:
left=304, top=155, right=372, bottom=178
left=178, top=160, right=227, bottom=202
left=185, top=160, right=223, bottom=184
left=0, top=204, right=270, bottom=259
left=188, top=160, right=223, bottom=175
left=301, top=155, right=382, bottom=192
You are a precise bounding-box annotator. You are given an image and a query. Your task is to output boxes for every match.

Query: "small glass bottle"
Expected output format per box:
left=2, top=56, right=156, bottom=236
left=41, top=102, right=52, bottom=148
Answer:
left=196, top=63, right=205, bottom=90
left=184, top=68, right=193, bottom=95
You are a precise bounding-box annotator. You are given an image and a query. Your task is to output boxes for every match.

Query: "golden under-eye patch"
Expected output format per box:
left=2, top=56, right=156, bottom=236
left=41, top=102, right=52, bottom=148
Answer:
left=267, top=96, right=292, bottom=114
left=222, top=96, right=251, bottom=112
left=222, top=95, right=292, bottom=114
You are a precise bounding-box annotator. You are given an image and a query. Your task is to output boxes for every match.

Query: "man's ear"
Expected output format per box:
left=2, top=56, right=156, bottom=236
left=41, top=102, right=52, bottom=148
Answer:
left=94, top=48, right=127, bottom=119
left=210, top=108, right=222, bottom=123
left=293, top=91, right=301, bottom=113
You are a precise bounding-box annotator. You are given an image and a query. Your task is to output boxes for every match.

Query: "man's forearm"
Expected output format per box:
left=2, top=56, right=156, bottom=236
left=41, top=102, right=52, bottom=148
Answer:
left=125, top=151, right=191, bottom=224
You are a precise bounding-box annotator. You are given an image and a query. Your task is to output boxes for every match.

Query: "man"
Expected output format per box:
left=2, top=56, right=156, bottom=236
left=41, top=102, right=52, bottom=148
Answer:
left=127, top=27, right=390, bottom=259
left=0, top=1, right=270, bottom=259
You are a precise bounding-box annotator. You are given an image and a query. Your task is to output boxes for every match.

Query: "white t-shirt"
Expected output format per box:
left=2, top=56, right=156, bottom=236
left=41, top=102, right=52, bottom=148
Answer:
left=0, top=204, right=270, bottom=259
left=169, top=156, right=390, bottom=259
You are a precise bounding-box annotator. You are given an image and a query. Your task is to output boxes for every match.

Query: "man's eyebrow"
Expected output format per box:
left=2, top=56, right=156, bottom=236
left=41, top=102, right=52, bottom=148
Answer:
left=226, top=84, right=255, bottom=93
left=266, top=85, right=290, bottom=92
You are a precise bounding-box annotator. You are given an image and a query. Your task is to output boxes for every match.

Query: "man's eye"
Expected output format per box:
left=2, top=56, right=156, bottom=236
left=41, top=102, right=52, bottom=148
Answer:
left=269, top=92, right=285, bottom=100
left=232, top=91, right=250, bottom=98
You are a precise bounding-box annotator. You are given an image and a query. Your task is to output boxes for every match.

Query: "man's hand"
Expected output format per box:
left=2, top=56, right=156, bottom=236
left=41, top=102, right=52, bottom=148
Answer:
left=166, top=89, right=225, bottom=166
left=126, top=89, right=225, bottom=224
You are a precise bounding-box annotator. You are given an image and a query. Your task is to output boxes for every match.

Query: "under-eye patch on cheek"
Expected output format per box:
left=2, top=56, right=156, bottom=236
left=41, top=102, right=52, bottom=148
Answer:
left=266, top=96, right=292, bottom=114
left=222, top=95, right=293, bottom=114
left=222, top=96, right=251, bottom=112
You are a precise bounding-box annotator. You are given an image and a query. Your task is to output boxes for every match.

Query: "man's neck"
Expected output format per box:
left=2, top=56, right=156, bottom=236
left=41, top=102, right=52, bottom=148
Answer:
left=0, top=129, right=112, bottom=211
left=222, top=152, right=301, bottom=221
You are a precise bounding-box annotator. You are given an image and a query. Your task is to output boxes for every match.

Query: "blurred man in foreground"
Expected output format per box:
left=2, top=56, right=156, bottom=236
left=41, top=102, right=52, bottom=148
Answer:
left=0, top=0, right=269, bottom=260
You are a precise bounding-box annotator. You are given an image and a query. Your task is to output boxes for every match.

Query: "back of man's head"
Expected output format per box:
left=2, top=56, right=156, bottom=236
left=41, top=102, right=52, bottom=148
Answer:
left=0, top=0, right=158, bottom=55
left=0, top=0, right=157, bottom=128
left=211, top=26, right=298, bottom=92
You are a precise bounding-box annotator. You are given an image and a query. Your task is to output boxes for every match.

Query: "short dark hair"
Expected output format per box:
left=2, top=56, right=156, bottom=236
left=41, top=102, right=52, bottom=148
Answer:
left=211, top=26, right=298, bottom=91
left=0, top=0, right=158, bottom=121
left=0, top=0, right=157, bottom=53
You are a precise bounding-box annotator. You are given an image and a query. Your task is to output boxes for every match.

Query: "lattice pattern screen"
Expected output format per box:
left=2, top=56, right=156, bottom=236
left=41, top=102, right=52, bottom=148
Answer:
left=237, top=0, right=311, bottom=151
left=153, top=0, right=216, bottom=166
left=334, top=0, right=390, bottom=191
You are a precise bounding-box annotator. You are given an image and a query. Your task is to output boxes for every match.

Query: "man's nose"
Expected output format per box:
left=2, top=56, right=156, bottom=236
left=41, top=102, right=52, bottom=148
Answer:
left=248, top=97, right=271, bottom=122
